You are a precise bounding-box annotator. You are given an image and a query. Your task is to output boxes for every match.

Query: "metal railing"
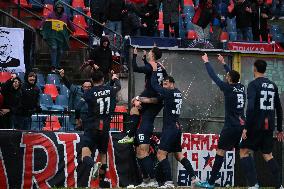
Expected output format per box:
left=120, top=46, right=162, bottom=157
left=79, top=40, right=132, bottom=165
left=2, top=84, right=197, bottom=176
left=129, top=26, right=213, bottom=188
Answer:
left=57, top=0, right=124, bottom=51
left=30, top=110, right=129, bottom=132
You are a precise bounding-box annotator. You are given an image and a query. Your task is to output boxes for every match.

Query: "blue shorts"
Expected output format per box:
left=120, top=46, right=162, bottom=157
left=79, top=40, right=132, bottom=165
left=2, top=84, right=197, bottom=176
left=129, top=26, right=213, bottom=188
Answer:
left=136, top=103, right=163, bottom=144
left=81, top=127, right=110, bottom=154
left=218, top=127, right=243, bottom=151
left=240, top=129, right=273, bottom=154
left=159, top=129, right=182, bottom=153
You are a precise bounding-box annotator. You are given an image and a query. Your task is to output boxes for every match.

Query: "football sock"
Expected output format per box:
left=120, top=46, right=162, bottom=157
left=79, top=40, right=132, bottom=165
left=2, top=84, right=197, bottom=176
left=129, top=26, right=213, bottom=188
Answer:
left=208, top=154, right=224, bottom=185
left=266, top=158, right=281, bottom=188
left=155, top=161, right=165, bottom=183
left=137, top=157, right=149, bottom=179
left=140, top=156, right=155, bottom=179
left=128, top=114, right=140, bottom=138
left=180, top=157, right=196, bottom=180
left=240, top=156, right=258, bottom=186
left=159, top=158, right=172, bottom=182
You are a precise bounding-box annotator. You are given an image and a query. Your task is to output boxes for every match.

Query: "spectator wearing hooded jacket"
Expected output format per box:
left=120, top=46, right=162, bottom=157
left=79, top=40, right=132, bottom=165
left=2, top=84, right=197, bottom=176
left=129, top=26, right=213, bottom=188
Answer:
left=40, top=1, right=75, bottom=72
left=16, top=72, right=41, bottom=130
left=161, top=0, right=184, bottom=38
left=1, top=74, right=22, bottom=129
left=251, top=0, right=271, bottom=41
left=227, top=0, right=253, bottom=41
left=89, top=36, right=113, bottom=83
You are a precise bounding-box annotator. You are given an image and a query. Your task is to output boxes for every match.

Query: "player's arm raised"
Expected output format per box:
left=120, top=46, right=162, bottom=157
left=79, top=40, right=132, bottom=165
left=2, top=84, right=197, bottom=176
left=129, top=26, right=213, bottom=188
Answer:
left=202, top=53, right=226, bottom=90
left=217, top=54, right=231, bottom=73
left=111, top=74, right=121, bottom=93
left=132, top=47, right=152, bottom=74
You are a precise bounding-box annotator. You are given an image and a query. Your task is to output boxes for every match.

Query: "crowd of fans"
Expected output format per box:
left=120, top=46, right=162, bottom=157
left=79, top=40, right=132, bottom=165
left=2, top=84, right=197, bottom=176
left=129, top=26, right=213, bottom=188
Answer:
left=0, top=72, right=40, bottom=130
left=82, top=0, right=283, bottom=42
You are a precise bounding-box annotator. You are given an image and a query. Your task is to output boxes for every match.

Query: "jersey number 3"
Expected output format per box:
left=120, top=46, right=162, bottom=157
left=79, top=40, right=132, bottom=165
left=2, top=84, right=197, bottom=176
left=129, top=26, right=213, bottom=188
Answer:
left=260, top=90, right=275, bottom=110
left=237, top=94, right=244, bottom=109
left=172, top=99, right=182, bottom=115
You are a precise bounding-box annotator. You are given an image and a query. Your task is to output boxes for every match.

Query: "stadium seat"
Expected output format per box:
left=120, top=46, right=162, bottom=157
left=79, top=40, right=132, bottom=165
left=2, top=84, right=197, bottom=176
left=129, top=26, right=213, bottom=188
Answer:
left=187, top=30, right=198, bottom=40
left=72, top=14, right=88, bottom=38
left=46, top=74, right=61, bottom=86
left=272, top=34, right=284, bottom=42
left=184, top=0, right=194, bottom=6
left=43, top=4, right=53, bottom=17
left=0, top=72, right=11, bottom=83
left=270, top=25, right=281, bottom=36
left=43, top=116, right=61, bottom=131
left=44, top=84, right=59, bottom=100
left=31, top=115, right=42, bottom=130
left=55, top=95, right=68, bottom=109
left=220, top=31, right=229, bottom=42
left=71, top=0, right=85, bottom=9
left=115, top=105, right=127, bottom=112
left=13, top=0, right=31, bottom=7
left=59, top=84, right=70, bottom=97
left=29, top=0, right=44, bottom=9
left=40, top=94, right=54, bottom=109
left=36, top=73, right=46, bottom=88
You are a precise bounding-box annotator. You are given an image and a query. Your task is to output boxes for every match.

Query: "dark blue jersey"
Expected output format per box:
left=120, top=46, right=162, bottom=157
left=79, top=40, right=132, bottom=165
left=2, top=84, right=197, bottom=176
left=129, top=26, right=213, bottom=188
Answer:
left=151, top=71, right=182, bottom=130
left=205, top=62, right=246, bottom=128
left=246, top=77, right=283, bottom=131
left=132, top=54, right=168, bottom=97
left=83, top=79, right=121, bottom=118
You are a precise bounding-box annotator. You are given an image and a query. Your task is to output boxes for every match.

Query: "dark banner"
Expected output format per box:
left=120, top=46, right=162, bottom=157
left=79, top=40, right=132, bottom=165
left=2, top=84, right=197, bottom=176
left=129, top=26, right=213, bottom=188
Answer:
left=0, top=130, right=140, bottom=188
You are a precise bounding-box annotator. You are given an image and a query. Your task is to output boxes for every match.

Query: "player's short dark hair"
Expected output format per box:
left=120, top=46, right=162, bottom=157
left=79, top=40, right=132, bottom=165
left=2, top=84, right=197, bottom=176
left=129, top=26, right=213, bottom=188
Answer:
left=228, top=70, right=240, bottom=83
left=164, top=76, right=175, bottom=83
left=152, top=47, right=162, bottom=60
left=91, top=70, right=104, bottom=83
left=254, top=59, right=267, bottom=73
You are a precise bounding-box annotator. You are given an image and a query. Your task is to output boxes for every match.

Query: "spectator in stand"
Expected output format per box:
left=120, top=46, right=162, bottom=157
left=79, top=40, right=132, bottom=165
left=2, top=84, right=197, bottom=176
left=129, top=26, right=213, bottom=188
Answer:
left=251, top=0, right=271, bottom=42
left=40, top=1, right=75, bottom=73
left=105, top=0, right=125, bottom=35
left=0, top=86, right=6, bottom=128
left=192, top=0, right=219, bottom=40
left=89, top=0, right=107, bottom=38
left=161, top=0, right=184, bottom=38
left=59, top=69, right=93, bottom=130
left=122, top=3, right=145, bottom=36
left=88, top=36, right=113, bottom=83
left=227, top=0, right=253, bottom=41
left=1, top=74, right=22, bottom=129
left=211, top=0, right=229, bottom=41
left=271, top=0, right=283, bottom=20
left=140, top=0, right=159, bottom=36
left=17, top=72, right=41, bottom=130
